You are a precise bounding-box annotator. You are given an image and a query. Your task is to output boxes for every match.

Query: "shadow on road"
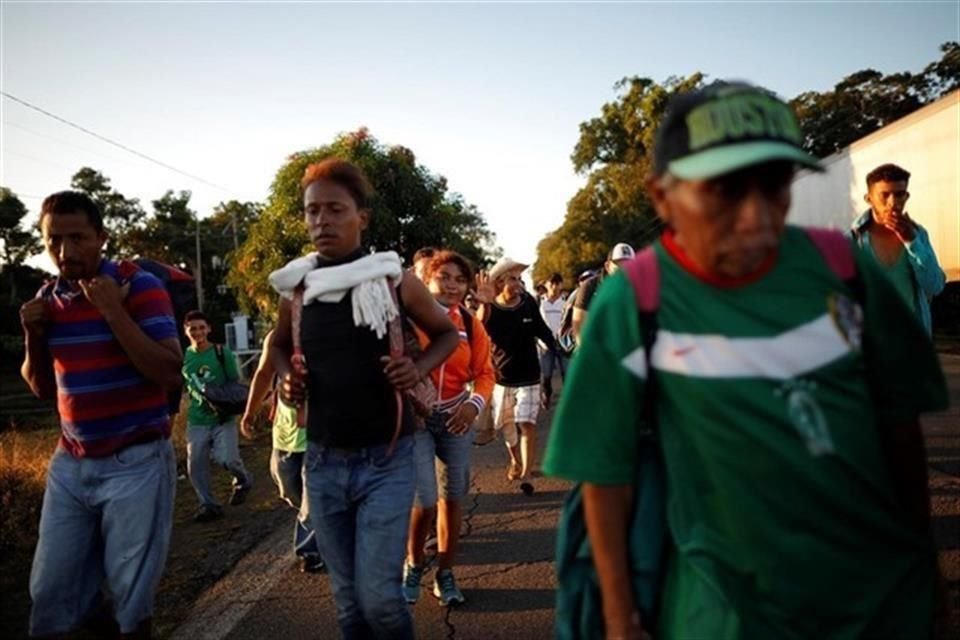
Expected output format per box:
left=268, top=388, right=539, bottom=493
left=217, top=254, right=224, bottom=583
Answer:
left=453, top=587, right=556, bottom=612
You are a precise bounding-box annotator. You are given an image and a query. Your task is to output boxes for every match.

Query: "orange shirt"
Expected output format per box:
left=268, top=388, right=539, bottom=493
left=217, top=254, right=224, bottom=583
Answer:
left=418, top=305, right=495, bottom=413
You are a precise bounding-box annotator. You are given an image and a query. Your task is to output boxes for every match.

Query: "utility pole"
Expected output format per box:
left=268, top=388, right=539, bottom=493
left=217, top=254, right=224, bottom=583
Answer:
left=195, top=218, right=204, bottom=311
left=231, top=207, right=239, bottom=253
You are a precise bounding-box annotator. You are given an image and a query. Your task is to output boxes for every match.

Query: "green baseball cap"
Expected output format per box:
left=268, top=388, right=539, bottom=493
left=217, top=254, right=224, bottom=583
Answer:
left=653, top=81, right=822, bottom=180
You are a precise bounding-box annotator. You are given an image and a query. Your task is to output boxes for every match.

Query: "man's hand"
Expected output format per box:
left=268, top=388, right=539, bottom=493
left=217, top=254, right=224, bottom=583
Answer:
left=20, top=298, right=48, bottom=337
left=279, top=371, right=306, bottom=406
left=474, top=271, right=496, bottom=305
left=239, top=412, right=256, bottom=440
left=380, top=355, right=421, bottom=391
left=78, top=276, right=130, bottom=316
left=446, top=402, right=479, bottom=435
left=885, top=211, right=916, bottom=244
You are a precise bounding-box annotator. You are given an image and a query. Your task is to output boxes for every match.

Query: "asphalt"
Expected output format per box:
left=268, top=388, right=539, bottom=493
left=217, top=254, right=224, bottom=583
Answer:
left=171, top=356, right=960, bottom=640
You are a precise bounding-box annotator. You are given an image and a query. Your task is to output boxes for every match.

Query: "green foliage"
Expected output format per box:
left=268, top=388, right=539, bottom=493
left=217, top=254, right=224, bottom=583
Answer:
left=70, top=167, right=146, bottom=257
left=228, top=128, right=495, bottom=317
left=0, top=188, right=40, bottom=268
left=536, top=44, right=959, bottom=286
left=533, top=74, right=700, bottom=286
left=0, top=265, right=48, bottom=332
left=121, top=190, right=199, bottom=267
left=791, top=42, right=959, bottom=158
left=0, top=188, right=43, bottom=305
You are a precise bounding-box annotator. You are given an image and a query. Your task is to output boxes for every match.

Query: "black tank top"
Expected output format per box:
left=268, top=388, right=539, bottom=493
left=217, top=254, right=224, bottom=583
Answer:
left=300, top=250, right=415, bottom=448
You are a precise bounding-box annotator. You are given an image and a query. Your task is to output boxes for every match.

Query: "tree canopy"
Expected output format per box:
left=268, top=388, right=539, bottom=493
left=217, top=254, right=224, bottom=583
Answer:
left=534, top=43, right=959, bottom=286
left=0, top=187, right=43, bottom=305
left=228, top=128, right=495, bottom=317
left=70, top=167, right=146, bottom=257
left=533, top=74, right=702, bottom=285
left=791, top=41, right=959, bottom=158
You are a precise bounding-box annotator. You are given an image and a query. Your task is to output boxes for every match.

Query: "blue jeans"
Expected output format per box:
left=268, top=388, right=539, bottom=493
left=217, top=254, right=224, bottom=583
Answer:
left=269, top=448, right=320, bottom=559
left=413, top=411, right=474, bottom=508
left=539, top=346, right=567, bottom=381
left=305, top=436, right=415, bottom=640
left=29, top=438, right=176, bottom=636
left=186, top=420, right=252, bottom=508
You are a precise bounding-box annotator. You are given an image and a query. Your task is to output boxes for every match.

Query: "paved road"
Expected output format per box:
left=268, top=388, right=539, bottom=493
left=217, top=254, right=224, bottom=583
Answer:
left=171, top=407, right=569, bottom=640
left=172, top=356, right=960, bottom=640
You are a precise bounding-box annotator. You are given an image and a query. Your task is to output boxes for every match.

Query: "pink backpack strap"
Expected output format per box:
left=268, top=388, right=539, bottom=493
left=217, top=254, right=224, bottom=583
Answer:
left=804, top=227, right=856, bottom=281
left=623, top=247, right=660, bottom=313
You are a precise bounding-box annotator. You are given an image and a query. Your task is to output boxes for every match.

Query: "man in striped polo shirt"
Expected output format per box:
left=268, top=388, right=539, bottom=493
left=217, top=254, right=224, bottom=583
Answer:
left=20, top=191, right=182, bottom=638
left=546, top=83, right=948, bottom=639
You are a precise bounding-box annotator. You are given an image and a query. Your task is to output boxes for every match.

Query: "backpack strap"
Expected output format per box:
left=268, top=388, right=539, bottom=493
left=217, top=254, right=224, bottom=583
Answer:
left=384, top=281, right=412, bottom=456
left=290, top=283, right=308, bottom=428
left=622, top=247, right=661, bottom=429
left=624, top=247, right=660, bottom=314
left=213, top=343, right=228, bottom=376
left=38, top=279, right=57, bottom=301
left=803, top=227, right=856, bottom=281
left=803, top=227, right=865, bottom=306
left=459, top=304, right=475, bottom=348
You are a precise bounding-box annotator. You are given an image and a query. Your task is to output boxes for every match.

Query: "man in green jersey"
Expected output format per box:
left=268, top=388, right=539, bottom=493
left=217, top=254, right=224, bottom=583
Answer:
left=545, top=82, right=949, bottom=639
left=183, top=310, right=254, bottom=522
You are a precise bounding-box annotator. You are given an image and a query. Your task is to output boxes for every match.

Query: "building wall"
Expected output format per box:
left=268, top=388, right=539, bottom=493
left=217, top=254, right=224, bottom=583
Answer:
left=790, top=91, right=959, bottom=280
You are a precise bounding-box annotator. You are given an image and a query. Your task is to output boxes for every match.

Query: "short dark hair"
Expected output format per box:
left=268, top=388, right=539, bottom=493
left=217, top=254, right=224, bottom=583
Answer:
left=549, top=273, right=563, bottom=284
left=183, top=310, right=209, bottom=325
left=414, top=247, right=438, bottom=263
left=40, top=191, right=104, bottom=233
left=301, top=158, right=374, bottom=209
left=866, top=163, right=910, bottom=188
left=426, top=250, right=474, bottom=283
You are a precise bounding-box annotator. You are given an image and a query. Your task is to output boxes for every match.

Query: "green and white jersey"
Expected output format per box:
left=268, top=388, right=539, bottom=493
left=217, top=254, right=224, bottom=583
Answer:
left=544, top=226, right=948, bottom=639
left=183, top=344, right=240, bottom=426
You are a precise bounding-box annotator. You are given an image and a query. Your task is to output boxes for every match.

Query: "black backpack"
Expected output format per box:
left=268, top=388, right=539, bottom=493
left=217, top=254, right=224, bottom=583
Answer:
left=557, top=291, right=578, bottom=356
left=201, top=344, right=250, bottom=419
left=123, top=259, right=196, bottom=414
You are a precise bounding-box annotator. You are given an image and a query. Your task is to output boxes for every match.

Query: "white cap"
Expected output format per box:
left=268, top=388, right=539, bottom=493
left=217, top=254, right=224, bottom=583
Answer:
left=609, top=242, right=635, bottom=262
left=489, top=257, right=529, bottom=283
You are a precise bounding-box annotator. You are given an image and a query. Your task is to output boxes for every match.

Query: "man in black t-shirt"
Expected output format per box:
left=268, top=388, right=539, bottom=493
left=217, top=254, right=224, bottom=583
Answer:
left=475, top=258, right=558, bottom=485
left=572, top=242, right=635, bottom=342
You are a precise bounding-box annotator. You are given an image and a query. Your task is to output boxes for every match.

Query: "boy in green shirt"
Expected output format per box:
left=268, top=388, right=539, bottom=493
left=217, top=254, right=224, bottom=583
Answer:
left=183, top=310, right=253, bottom=522
left=545, top=82, right=948, bottom=639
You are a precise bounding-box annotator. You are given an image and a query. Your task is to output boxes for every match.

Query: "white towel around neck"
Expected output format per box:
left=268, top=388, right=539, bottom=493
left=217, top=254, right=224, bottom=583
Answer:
left=268, top=251, right=404, bottom=339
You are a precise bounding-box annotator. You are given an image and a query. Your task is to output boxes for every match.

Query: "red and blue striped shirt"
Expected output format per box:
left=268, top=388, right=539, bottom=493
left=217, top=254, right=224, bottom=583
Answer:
left=41, top=260, right=179, bottom=458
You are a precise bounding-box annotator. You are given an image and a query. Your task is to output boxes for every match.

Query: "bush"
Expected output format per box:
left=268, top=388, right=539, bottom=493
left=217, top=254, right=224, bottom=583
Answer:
left=0, top=429, right=54, bottom=559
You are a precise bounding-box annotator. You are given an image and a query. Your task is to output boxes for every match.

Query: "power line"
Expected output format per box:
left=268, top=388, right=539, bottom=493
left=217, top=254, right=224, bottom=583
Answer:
left=1, top=91, right=238, bottom=196
left=4, top=147, right=77, bottom=172
left=3, top=119, right=136, bottom=166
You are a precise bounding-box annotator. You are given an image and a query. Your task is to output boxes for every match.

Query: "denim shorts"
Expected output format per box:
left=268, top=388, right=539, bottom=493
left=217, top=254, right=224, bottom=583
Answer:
left=413, top=410, right=474, bottom=508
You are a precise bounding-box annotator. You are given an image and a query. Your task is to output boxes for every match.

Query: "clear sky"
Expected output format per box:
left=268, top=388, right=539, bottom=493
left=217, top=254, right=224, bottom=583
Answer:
left=2, top=1, right=957, bottom=274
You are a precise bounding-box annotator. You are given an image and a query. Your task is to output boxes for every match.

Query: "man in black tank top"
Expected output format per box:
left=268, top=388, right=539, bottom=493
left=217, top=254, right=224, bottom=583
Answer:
left=269, top=160, right=457, bottom=639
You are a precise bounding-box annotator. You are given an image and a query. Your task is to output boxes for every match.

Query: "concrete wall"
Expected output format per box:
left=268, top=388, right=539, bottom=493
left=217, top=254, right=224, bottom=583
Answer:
left=790, top=91, right=959, bottom=280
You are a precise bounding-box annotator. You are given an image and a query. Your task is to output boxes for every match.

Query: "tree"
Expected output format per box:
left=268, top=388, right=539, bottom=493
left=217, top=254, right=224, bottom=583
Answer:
left=70, top=167, right=147, bottom=257
left=533, top=74, right=703, bottom=285
left=121, top=190, right=199, bottom=268
left=791, top=42, right=959, bottom=158
left=228, top=128, right=495, bottom=316
left=917, top=41, right=960, bottom=100
left=0, top=187, right=42, bottom=304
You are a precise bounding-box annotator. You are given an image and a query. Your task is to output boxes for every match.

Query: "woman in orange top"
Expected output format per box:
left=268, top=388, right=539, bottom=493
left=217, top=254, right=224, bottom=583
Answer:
left=403, top=250, right=495, bottom=607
